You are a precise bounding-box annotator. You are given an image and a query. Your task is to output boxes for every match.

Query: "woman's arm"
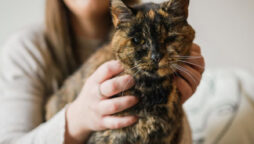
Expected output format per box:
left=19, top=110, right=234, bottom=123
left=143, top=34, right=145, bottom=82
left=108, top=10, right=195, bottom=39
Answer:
left=0, top=27, right=69, bottom=144
left=0, top=28, right=139, bottom=144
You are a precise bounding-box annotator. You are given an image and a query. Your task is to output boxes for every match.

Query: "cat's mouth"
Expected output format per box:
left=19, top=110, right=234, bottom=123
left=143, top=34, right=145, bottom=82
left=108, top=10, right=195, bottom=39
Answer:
left=137, top=66, right=175, bottom=78
left=126, top=58, right=177, bottom=77
left=135, top=63, right=172, bottom=77
left=136, top=63, right=158, bottom=72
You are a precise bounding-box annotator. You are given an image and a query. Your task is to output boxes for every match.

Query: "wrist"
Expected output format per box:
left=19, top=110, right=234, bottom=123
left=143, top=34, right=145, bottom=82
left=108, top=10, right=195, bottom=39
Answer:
left=65, top=102, right=92, bottom=143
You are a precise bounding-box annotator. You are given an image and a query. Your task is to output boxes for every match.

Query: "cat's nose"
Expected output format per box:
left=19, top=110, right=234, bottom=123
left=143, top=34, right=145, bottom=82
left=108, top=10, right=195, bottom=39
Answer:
left=151, top=53, right=162, bottom=63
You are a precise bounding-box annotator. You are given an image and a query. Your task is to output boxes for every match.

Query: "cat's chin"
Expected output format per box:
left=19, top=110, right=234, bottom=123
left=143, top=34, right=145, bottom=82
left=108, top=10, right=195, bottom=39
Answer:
left=134, top=67, right=175, bottom=78
left=137, top=69, right=163, bottom=79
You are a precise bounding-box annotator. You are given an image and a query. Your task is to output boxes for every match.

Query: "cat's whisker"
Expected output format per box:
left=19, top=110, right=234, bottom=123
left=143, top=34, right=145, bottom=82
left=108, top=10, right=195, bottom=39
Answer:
left=171, top=55, right=202, bottom=60
left=172, top=64, right=198, bottom=85
left=177, top=64, right=199, bottom=85
left=118, top=61, right=142, bottom=76
left=176, top=60, right=205, bottom=69
left=168, top=32, right=184, bottom=37
left=119, top=50, right=135, bottom=55
left=169, top=65, right=178, bottom=79
left=126, top=64, right=140, bottom=72
left=175, top=55, right=201, bottom=58
left=170, top=64, right=184, bottom=80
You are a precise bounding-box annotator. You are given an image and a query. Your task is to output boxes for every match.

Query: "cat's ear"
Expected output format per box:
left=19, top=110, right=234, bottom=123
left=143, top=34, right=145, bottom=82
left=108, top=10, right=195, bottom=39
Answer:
left=160, top=0, right=189, bottom=18
left=111, top=0, right=133, bottom=27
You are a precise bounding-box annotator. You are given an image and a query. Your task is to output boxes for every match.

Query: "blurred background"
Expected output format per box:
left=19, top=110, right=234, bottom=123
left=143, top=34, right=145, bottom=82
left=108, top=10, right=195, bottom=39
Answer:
left=0, top=0, right=254, bottom=72
left=0, top=0, right=44, bottom=47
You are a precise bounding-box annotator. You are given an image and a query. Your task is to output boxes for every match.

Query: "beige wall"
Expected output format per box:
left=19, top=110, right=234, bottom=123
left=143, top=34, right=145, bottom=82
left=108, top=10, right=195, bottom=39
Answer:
left=188, top=0, right=254, bottom=72
left=1, top=0, right=254, bottom=72
left=0, top=0, right=44, bottom=47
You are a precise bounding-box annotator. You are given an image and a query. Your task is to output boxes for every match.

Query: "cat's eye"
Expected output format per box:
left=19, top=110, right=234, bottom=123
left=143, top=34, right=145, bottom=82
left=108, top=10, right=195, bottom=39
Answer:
left=132, top=37, right=140, bottom=44
left=132, top=37, right=144, bottom=45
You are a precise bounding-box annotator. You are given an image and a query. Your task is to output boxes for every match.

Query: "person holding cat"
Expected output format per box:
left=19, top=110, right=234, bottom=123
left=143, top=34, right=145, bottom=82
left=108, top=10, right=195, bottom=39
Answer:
left=0, top=0, right=204, bottom=144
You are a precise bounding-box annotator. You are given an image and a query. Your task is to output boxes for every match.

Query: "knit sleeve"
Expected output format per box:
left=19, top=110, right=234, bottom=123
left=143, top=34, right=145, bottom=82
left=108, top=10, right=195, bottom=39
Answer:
left=0, top=26, right=68, bottom=144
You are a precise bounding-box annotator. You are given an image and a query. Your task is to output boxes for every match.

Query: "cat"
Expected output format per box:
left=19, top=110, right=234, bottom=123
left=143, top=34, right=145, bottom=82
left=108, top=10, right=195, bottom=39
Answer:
left=46, top=0, right=195, bottom=143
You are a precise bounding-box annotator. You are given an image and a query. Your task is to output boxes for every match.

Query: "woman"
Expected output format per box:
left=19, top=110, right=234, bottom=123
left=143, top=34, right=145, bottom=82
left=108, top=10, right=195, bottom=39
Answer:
left=0, top=0, right=204, bottom=144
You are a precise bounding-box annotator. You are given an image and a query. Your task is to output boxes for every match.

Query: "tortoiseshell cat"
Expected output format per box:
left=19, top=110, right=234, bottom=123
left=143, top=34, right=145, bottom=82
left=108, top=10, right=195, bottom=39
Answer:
left=46, top=0, right=195, bottom=143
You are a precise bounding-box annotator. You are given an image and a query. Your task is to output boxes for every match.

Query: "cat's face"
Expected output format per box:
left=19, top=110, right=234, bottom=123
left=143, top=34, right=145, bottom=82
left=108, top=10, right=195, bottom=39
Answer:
left=111, top=0, right=195, bottom=77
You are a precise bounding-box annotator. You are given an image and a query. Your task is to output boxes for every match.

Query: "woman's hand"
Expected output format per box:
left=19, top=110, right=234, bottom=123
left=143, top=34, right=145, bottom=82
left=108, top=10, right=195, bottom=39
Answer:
left=65, top=60, right=138, bottom=144
left=175, top=44, right=205, bottom=104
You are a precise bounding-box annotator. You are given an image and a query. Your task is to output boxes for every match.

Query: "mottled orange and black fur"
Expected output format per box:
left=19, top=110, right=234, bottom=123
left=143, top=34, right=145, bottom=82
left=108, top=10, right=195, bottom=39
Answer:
left=46, top=0, right=195, bottom=143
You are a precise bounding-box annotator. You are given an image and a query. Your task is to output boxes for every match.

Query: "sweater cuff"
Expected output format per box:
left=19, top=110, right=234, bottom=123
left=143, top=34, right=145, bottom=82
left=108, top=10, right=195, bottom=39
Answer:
left=39, top=107, right=67, bottom=144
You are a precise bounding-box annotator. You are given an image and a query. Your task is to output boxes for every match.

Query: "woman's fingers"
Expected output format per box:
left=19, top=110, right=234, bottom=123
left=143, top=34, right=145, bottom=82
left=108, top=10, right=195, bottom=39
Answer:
left=175, top=44, right=205, bottom=104
left=97, top=96, right=138, bottom=115
left=100, top=75, right=135, bottom=97
left=177, top=64, right=201, bottom=93
left=191, top=43, right=201, bottom=53
left=187, top=44, right=205, bottom=73
left=187, top=51, right=205, bottom=73
left=176, top=77, right=193, bottom=104
left=90, top=60, right=124, bottom=83
left=102, top=115, right=138, bottom=129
